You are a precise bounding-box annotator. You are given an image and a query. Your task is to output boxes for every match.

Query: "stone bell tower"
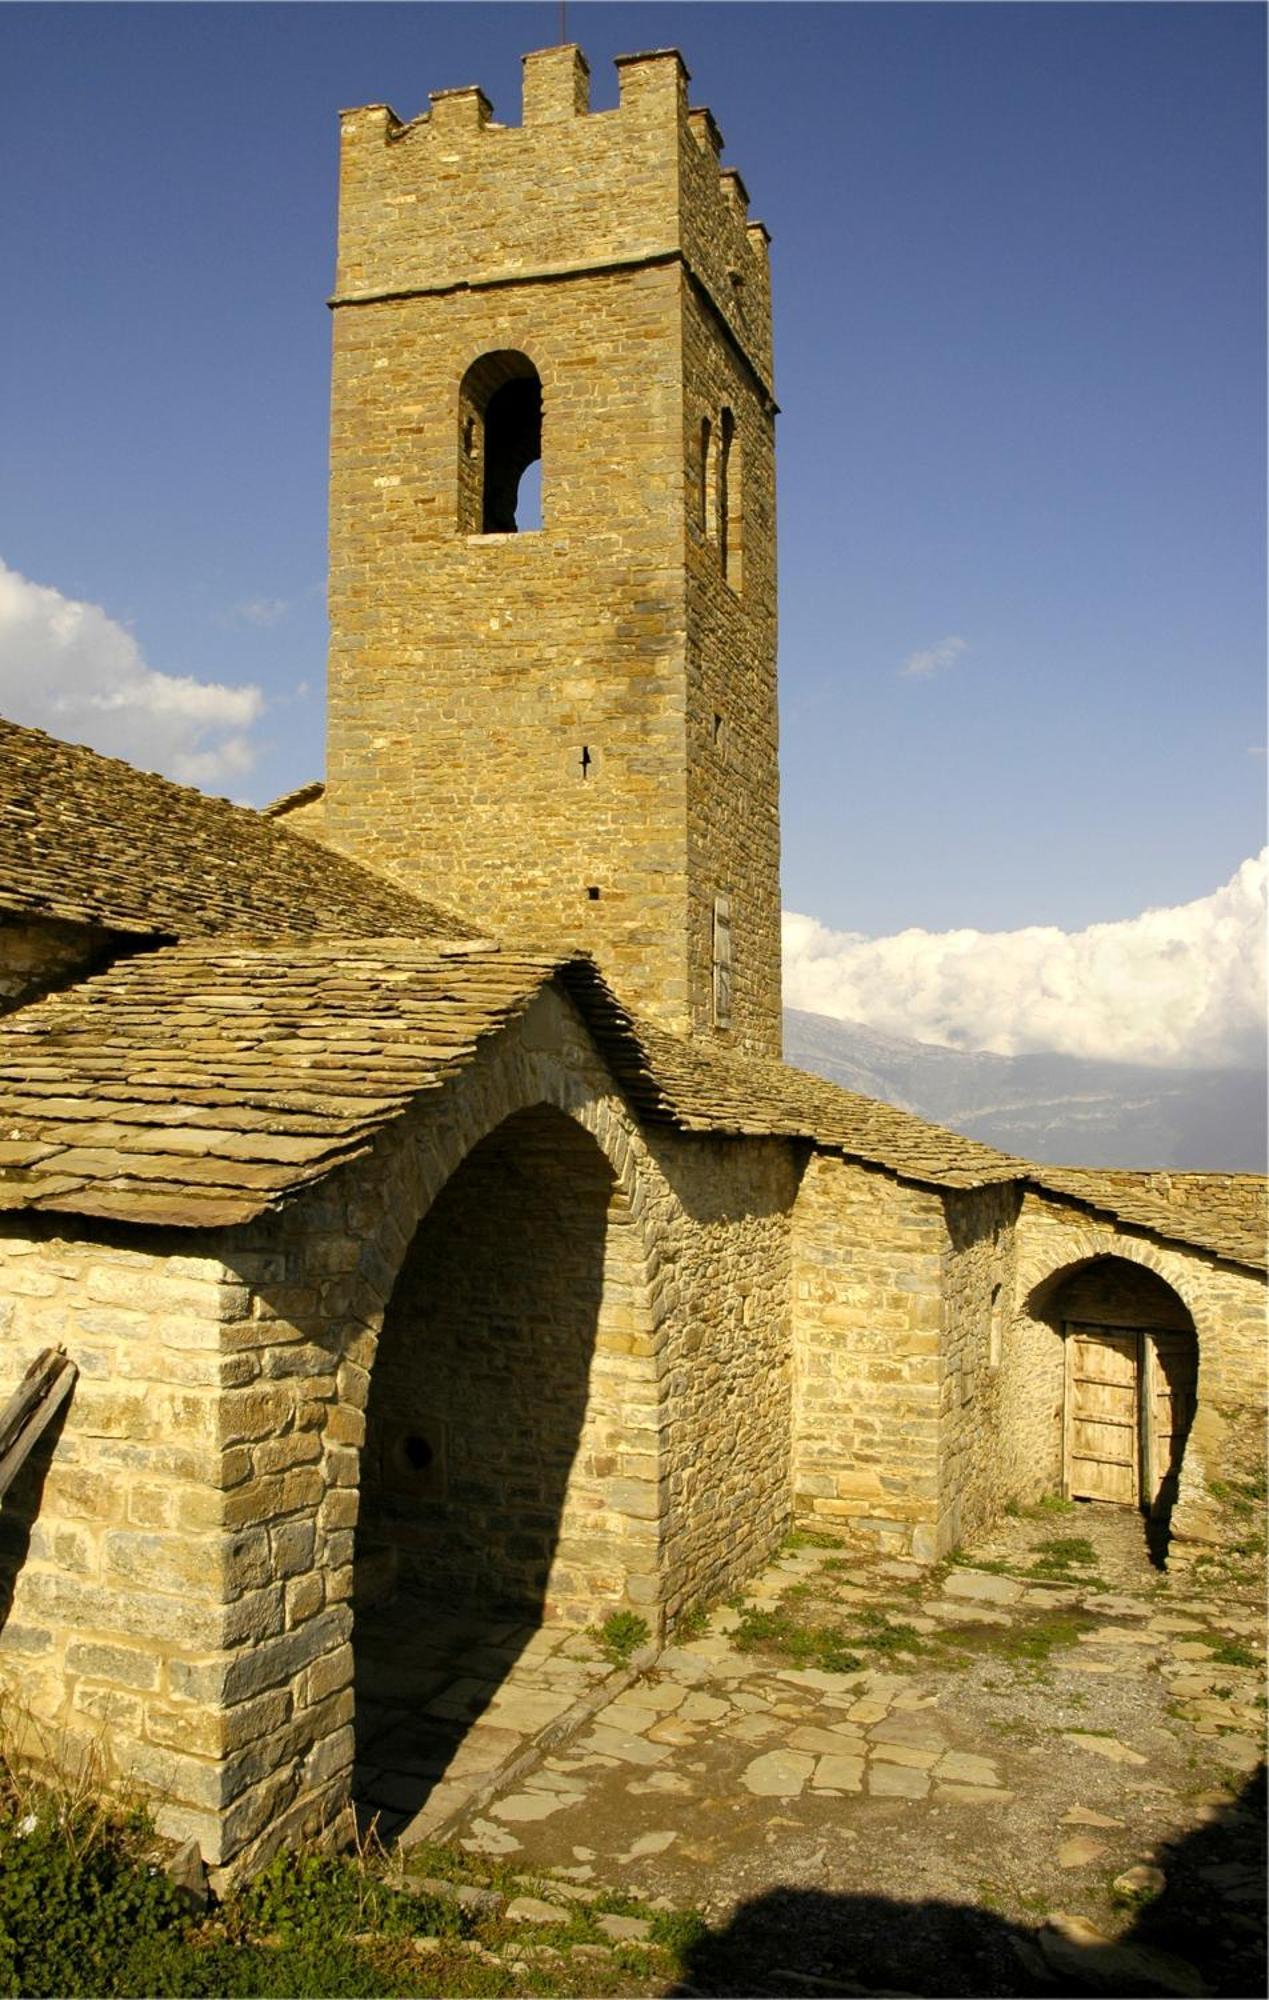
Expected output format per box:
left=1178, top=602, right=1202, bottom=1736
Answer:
left=324, top=44, right=781, bottom=1053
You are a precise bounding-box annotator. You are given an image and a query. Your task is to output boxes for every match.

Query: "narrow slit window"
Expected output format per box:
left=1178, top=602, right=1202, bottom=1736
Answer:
left=718, top=406, right=743, bottom=589
left=457, top=350, right=543, bottom=534
left=712, top=894, right=733, bottom=1029
left=699, top=416, right=713, bottom=539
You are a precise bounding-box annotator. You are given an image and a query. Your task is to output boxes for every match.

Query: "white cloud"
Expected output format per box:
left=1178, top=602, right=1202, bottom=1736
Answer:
left=899, top=634, right=967, bottom=679
left=783, top=852, right=1268, bottom=1069
left=0, top=560, right=264, bottom=787
left=231, top=596, right=289, bottom=628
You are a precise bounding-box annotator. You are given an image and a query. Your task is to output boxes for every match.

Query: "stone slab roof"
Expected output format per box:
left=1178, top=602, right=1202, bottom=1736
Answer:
left=1, top=939, right=1260, bottom=1270
left=0, top=939, right=564, bottom=1226
left=1025, top=1166, right=1267, bottom=1275
left=0, top=720, right=466, bottom=944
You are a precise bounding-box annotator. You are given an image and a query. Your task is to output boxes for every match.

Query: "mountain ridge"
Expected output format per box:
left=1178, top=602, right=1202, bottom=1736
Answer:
left=782, top=1008, right=1267, bottom=1172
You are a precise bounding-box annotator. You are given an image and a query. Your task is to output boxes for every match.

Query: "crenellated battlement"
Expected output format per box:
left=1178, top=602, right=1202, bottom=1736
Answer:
left=333, top=45, right=772, bottom=386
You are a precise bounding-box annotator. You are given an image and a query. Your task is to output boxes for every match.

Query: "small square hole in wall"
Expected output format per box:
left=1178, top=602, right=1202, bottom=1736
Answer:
left=586, top=885, right=601, bottom=901
left=384, top=1422, right=447, bottom=1501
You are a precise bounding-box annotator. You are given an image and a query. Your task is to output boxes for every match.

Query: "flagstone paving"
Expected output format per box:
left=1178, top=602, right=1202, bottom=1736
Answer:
left=390, top=1505, right=1265, bottom=1995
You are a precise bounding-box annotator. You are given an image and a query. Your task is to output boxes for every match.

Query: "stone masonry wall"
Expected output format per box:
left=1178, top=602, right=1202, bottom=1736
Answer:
left=0, top=985, right=798, bottom=1874
left=0, top=1224, right=264, bottom=1862
left=358, top=1103, right=660, bottom=1626
left=935, top=1183, right=1021, bottom=1553
left=1013, top=1192, right=1268, bottom=1561
left=325, top=46, right=782, bottom=1053
left=650, top=1131, right=798, bottom=1624
left=0, top=916, right=116, bottom=1013
left=790, top=1155, right=949, bottom=1558
left=682, top=276, right=781, bottom=1052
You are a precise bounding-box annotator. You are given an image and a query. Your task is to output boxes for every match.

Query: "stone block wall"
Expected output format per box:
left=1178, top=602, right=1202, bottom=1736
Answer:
left=0, top=1223, right=261, bottom=1860
left=682, top=273, right=781, bottom=1052
left=651, top=1132, right=798, bottom=1623
left=935, top=1182, right=1020, bottom=1552
left=790, top=1155, right=948, bottom=1556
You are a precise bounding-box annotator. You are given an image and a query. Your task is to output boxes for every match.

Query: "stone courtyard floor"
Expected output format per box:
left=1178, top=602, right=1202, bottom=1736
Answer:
left=380, top=1504, right=1265, bottom=1996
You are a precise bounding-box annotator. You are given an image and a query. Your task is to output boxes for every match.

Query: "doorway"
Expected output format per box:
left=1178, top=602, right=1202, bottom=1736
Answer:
left=1063, top=1320, right=1198, bottom=1515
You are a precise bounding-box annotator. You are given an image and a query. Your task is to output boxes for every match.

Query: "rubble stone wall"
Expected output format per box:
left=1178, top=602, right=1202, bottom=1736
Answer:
left=651, top=1131, right=798, bottom=1623
left=789, top=1155, right=948, bottom=1557
left=935, top=1182, right=1022, bottom=1554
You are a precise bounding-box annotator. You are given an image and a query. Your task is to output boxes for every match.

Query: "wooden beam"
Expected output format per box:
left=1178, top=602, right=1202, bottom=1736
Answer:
left=0, top=1349, right=76, bottom=1501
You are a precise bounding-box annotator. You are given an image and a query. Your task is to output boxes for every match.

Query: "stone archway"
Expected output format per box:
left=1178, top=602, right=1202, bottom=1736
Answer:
left=339, top=1030, right=669, bottom=1840
left=355, top=1101, right=661, bottom=1627
left=1026, top=1253, right=1198, bottom=1560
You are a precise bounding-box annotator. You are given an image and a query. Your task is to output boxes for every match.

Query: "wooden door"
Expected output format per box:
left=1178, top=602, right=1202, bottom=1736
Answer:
left=1064, top=1325, right=1140, bottom=1504
left=1144, top=1331, right=1197, bottom=1515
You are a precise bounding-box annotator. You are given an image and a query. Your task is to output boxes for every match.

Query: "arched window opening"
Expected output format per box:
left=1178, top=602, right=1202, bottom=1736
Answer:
left=718, top=406, right=743, bottom=589
left=457, top=350, right=543, bottom=535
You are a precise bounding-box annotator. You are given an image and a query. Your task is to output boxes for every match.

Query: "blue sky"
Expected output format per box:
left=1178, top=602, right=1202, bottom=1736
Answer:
left=0, top=5, right=1263, bottom=1011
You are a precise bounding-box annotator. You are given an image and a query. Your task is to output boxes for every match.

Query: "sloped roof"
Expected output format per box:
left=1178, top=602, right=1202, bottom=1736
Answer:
left=563, top=965, right=1026, bottom=1187
left=1025, top=1166, right=1267, bottom=1275
left=0, top=720, right=466, bottom=944
left=2, top=939, right=1259, bottom=1272
left=0, top=939, right=566, bottom=1226
left=0, top=939, right=1023, bottom=1229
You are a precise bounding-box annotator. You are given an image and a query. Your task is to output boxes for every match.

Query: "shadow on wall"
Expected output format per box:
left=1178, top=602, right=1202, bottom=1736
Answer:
left=672, top=1765, right=1266, bottom=1997
left=352, top=1104, right=627, bottom=1840
left=0, top=1394, right=71, bottom=1637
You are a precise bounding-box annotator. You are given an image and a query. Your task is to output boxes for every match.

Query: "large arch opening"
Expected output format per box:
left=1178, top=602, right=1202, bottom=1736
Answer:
left=351, top=1103, right=660, bottom=1837
left=1037, top=1256, right=1197, bottom=1565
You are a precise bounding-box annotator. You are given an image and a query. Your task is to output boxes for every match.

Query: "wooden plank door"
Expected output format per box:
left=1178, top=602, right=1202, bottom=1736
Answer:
left=1065, top=1324, right=1140, bottom=1504
left=1144, top=1331, right=1197, bottom=1514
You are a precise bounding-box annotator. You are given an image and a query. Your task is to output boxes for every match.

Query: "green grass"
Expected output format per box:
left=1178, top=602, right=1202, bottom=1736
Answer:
left=730, top=1605, right=863, bottom=1674
left=1191, top=1635, right=1261, bottom=1670
left=0, top=1762, right=716, bottom=2000
left=1027, top=1535, right=1099, bottom=1577
left=671, top=1600, right=709, bottom=1641
left=780, top=1528, right=844, bottom=1552
left=591, top=1610, right=650, bottom=1667
left=937, top=1608, right=1093, bottom=1670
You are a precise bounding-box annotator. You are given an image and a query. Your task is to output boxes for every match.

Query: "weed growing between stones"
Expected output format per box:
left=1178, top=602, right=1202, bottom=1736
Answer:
left=591, top=1612, right=650, bottom=1667
left=730, top=1602, right=864, bottom=1672
left=1027, top=1536, right=1098, bottom=1575
left=937, top=1609, right=1095, bottom=1671
left=1192, top=1634, right=1260, bottom=1669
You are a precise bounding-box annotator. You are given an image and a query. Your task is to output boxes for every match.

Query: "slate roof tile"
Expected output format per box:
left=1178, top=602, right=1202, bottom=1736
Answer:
left=0, top=719, right=467, bottom=943
left=0, top=938, right=1261, bottom=1270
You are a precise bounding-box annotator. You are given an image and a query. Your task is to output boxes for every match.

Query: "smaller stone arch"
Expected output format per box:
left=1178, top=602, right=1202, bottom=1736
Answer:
left=457, top=349, right=542, bottom=533
left=1027, top=1252, right=1198, bottom=1538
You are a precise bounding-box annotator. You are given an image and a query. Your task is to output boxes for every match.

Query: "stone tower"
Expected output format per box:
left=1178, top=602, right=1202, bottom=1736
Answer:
left=325, top=45, right=781, bottom=1053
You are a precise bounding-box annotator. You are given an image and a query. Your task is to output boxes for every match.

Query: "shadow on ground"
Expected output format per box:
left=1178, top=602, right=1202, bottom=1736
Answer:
left=673, top=1766, right=1265, bottom=1998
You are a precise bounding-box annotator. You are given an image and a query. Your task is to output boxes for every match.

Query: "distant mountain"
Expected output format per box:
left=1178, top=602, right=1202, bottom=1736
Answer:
left=782, top=1009, right=1267, bottom=1172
